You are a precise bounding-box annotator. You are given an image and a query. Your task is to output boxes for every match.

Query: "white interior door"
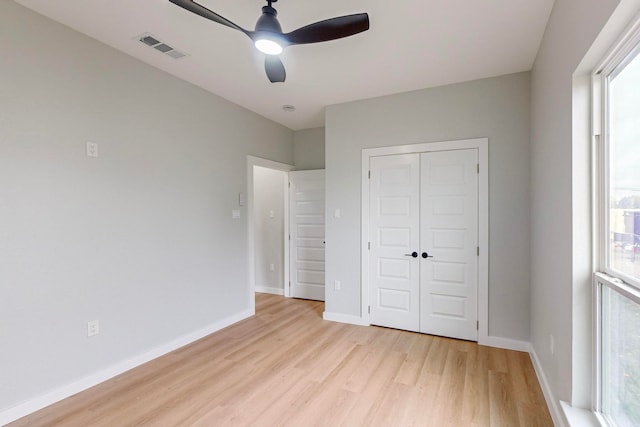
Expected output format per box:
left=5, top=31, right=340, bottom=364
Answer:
left=368, top=149, right=479, bottom=340
left=289, top=170, right=325, bottom=301
left=369, top=154, right=421, bottom=332
left=420, top=150, right=478, bottom=341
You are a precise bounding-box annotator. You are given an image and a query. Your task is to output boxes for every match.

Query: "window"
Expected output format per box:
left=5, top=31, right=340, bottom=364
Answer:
left=595, top=23, right=640, bottom=427
left=607, top=48, right=640, bottom=284
left=596, top=275, right=640, bottom=427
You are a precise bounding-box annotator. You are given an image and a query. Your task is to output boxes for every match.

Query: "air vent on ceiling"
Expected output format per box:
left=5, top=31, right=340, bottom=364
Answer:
left=140, top=35, right=161, bottom=46
left=166, top=50, right=186, bottom=59
left=136, top=33, right=188, bottom=60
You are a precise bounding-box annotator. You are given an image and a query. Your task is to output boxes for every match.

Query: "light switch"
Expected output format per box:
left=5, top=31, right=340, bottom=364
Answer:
left=238, top=192, right=245, bottom=207
left=269, top=210, right=275, bottom=218
left=232, top=209, right=240, bottom=219
left=334, top=208, right=341, bottom=218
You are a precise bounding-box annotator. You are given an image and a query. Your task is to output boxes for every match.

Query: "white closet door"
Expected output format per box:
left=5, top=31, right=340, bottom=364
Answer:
left=289, top=170, right=325, bottom=301
left=369, top=154, right=421, bottom=332
left=420, top=149, right=478, bottom=341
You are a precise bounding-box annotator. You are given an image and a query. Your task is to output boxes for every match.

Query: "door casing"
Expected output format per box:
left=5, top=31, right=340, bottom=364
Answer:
left=361, top=138, right=489, bottom=342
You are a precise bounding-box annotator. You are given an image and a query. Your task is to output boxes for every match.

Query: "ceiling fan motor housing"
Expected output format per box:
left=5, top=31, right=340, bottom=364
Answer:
left=255, top=6, right=282, bottom=33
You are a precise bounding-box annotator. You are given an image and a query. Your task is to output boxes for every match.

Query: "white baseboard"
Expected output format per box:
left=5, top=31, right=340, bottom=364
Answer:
left=479, top=335, right=530, bottom=352
left=255, top=286, right=284, bottom=295
left=0, top=308, right=253, bottom=426
left=529, top=344, right=566, bottom=427
left=323, top=311, right=369, bottom=326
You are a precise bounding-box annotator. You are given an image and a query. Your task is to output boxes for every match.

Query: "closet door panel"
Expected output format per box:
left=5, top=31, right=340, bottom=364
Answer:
left=420, top=149, right=478, bottom=341
left=369, top=154, right=421, bottom=332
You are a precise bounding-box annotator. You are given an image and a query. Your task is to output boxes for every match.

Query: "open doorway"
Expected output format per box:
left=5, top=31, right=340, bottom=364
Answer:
left=246, top=156, right=293, bottom=315
left=247, top=156, right=326, bottom=316
left=253, top=165, right=287, bottom=295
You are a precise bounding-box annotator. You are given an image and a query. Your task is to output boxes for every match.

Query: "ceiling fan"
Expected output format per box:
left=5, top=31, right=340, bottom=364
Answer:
left=168, top=0, right=370, bottom=83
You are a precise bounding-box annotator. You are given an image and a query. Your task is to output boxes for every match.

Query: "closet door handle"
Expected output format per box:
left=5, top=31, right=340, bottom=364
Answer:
left=404, top=252, right=418, bottom=258
left=422, top=252, right=434, bottom=259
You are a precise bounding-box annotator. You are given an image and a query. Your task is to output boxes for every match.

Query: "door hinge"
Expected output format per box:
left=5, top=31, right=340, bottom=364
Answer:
left=368, top=305, right=371, bottom=314
left=289, top=234, right=291, bottom=241
left=477, top=321, right=479, bottom=330
left=368, top=170, right=371, bottom=179
left=289, top=281, right=291, bottom=288
left=477, top=163, right=479, bottom=174
left=477, top=246, right=479, bottom=256
left=288, top=181, right=291, bottom=188
left=368, top=241, right=371, bottom=250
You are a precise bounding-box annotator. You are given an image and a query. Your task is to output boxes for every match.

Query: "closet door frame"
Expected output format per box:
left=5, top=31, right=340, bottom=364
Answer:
left=361, top=138, right=489, bottom=343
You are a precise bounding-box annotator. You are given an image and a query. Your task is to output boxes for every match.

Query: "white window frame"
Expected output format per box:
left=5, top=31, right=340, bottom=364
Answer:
left=593, top=14, right=640, bottom=425
left=594, top=16, right=640, bottom=288
left=593, top=273, right=640, bottom=425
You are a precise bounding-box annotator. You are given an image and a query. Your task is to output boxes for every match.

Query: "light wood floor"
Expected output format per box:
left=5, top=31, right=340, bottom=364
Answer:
left=9, top=294, right=553, bottom=427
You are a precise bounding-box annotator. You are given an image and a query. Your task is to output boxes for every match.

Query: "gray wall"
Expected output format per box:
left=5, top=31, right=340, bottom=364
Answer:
left=325, top=72, right=531, bottom=341
left=0, top=1, right=292, bottom=411
left=253, top=166, right=286, bottom=293
left=294, top=127, right=325, bottom=170
left=530, top=0, right=619, bottom=405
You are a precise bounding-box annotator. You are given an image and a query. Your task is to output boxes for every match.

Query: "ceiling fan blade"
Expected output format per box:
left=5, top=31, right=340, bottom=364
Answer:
left=284, top=13, right=369, bottom=45
left=265, top=56, right=286, bottom=83
left=169, top=0, right=249, bottom=35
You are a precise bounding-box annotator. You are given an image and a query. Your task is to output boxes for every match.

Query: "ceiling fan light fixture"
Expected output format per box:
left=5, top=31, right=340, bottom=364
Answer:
left=254, top=38, right=283, bottom=55
left=168, top=0, right=370, bottom=82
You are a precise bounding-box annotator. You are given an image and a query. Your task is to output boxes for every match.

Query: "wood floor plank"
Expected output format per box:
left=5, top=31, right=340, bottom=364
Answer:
left=307, top=387, right=360, bottom=426
left=362, top=382, right=414, bottom=426
left=507, top=350, right=549, bottom=408
left=8, top=294, right=553, bottom=427
left=419, top=335, right=450, bottom=377
left=431, top=348, right=468, bottom=426
left=489, top=370, right=521, bottom=427
left=403, top=377, right=443, bottom=426
left=340, top=346, right=399, bottom=394
left=488, top=345, right=510, bottom=373
left=461, top=343, right=491, bottom=425
left=339, top=350, right=407, bottom=426
left=394, top=333, right=433, bottom=386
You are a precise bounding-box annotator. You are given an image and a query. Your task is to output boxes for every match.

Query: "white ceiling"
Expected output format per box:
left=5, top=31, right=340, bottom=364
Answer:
left=14, top=0, right=555, bottom=131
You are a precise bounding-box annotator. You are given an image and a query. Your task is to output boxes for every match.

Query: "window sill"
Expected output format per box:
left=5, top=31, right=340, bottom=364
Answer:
left=560, top=401, right=602, bottom=427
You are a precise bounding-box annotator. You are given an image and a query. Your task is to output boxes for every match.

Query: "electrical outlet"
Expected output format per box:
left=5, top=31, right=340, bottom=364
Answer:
left=269, top=263, right=275, bottom=271
left=334, top=279, right=341, bottom=291
left=86, top=141, right=98, bottom=158
left=87, top=320, right=99, bottom=337
left=549, top=334, right=554, bottom=355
